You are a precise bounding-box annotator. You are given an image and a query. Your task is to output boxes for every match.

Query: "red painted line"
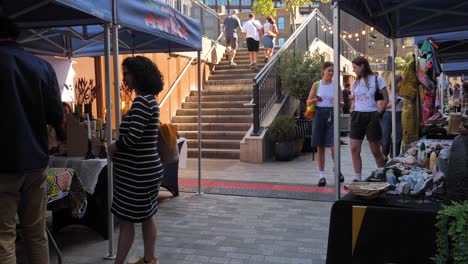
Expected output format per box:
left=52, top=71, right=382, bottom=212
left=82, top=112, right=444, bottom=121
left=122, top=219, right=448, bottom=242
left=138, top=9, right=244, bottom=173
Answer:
left=179, top=179, right=347, bottom=194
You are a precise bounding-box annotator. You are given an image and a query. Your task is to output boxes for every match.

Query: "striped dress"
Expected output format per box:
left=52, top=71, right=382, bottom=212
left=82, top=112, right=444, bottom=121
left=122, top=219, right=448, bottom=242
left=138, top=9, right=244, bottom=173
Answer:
left=111, top=94, right=163, bottom=223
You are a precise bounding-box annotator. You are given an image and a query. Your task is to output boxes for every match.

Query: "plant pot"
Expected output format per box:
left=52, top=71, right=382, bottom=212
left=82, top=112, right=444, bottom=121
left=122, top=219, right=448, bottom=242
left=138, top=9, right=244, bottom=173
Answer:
left=295, top=139, right=304, bottom=157
left=275, top=141, right=295, bottom=161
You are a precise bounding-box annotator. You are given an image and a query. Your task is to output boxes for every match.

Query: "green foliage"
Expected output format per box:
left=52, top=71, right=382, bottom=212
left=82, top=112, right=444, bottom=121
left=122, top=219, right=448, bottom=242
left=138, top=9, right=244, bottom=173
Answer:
left=278, top=49, right=323, bottom=106
left=395, top=56, right=406, bottom=70
left=253, top=0, right=315, bottom=31
left=253, top=0, right=276, bottom=16
left=433, top=200, right=468, bottom=264
left=268, top=115, right=297, bottom=142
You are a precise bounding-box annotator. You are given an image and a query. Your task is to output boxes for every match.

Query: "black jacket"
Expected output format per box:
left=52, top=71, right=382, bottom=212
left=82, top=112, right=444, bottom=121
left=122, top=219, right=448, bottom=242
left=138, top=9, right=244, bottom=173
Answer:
left=0, top=41, right=63, bottom=173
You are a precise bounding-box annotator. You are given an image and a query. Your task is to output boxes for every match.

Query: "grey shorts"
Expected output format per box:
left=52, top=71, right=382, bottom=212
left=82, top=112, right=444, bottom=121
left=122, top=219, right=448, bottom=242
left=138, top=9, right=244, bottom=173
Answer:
left=349, top=111, right=382, bottom=142
left=226, top=36, right=238, bottom=49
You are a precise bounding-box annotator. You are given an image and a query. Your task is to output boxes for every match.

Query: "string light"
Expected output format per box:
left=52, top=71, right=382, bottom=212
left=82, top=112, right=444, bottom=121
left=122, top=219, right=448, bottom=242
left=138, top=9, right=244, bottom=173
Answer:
left=362, top=29, right=366, bottom=35
left=355, top=33, right=359, bottom=37
left=370, top=26, right=374, bottom=31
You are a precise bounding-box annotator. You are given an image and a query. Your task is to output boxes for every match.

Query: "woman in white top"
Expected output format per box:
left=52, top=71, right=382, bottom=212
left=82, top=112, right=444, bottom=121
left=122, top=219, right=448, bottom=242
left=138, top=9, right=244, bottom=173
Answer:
left=262, top=16, right=278, bottom=62
left=349, top=56, right=389, bottom=182
left=307, top=61, right=344, bottom=187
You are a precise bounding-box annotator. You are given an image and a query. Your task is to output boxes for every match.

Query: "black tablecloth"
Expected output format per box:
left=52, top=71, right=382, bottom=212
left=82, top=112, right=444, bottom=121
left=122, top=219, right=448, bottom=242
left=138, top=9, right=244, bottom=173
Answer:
left=326, top=193, right=443, bottom=264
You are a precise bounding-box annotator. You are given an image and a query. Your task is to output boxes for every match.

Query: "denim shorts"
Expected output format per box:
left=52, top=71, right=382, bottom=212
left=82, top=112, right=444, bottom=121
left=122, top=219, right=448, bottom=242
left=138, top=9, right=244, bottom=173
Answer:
left=311, top=107, right=334, bottom=147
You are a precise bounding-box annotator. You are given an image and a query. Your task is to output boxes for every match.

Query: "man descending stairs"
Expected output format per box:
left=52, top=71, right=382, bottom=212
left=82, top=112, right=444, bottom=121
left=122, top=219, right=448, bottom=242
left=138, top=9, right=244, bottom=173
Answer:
left=173, top=47, right=267, bottom=159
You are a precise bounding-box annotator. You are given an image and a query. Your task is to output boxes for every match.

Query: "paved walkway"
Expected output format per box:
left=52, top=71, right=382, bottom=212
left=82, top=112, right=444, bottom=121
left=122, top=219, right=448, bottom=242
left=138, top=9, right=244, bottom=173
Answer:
left=18, top=140, right=380, bottom=263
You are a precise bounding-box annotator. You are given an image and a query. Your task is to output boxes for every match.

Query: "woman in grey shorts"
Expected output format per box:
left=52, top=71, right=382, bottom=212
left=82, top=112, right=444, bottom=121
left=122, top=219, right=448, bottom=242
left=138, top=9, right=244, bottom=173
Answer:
left=349, top=56, right=389, bottom=182
left=307, top=61, right=344, bottom=187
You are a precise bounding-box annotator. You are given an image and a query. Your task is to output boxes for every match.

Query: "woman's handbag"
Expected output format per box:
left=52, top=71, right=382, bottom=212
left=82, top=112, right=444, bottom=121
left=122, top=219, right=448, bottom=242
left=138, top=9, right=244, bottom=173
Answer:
left=304, top=81, right=320, bottom=120
left=267, top=30, right=277, bottom=37
left=374, top=75, right=384, bottom=101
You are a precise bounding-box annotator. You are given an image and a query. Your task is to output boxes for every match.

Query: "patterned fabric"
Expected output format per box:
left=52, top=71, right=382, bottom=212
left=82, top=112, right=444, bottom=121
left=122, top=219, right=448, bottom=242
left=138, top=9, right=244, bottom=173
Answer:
left=46, top=168, right=87, bottom=219
left=112, top=94, right=163, bottom=223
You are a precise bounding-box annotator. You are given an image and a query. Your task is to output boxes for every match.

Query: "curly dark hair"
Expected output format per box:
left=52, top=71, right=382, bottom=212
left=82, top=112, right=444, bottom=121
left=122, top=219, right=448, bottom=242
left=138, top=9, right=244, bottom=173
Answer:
left=122, top=56, right=164, bottom=96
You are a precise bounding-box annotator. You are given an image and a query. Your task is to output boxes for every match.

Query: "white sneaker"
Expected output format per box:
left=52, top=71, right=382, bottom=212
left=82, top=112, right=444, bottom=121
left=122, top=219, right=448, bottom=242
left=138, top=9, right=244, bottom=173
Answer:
left=229, top=61, right=237, bottom=66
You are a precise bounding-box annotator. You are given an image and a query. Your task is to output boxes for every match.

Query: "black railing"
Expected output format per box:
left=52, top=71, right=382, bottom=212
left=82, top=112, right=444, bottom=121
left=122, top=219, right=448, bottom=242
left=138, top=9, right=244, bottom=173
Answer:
left=251, top=9, right=367, bottom=135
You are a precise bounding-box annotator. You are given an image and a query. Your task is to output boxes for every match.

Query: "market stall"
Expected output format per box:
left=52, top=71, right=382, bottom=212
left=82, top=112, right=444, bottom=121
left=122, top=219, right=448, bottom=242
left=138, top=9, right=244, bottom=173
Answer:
left=4, top=0, right=202, bottom=259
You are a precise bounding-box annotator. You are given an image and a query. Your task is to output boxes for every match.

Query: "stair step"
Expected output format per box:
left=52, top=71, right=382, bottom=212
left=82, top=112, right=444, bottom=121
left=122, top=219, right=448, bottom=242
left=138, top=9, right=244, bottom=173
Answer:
left=185, top=95, right=252, bottom=102
left=215, top=64, right=264, bottom=71
left=178, top=131, right=245, bottom=140
left=189, top=89, right=252, bottom=96
left=213, top=68, right=261, bottom=75
left=182, top=101, right=249, bottom=109
left=187, top=139, right=240, bottom=149
left=206, top=79, right=253, bottom=85
left=176, top=108, right=252, bottom=116
left=203, top=84, right=252, bottom=90
left=209, top=74, right=257, bottom=80
left=173, top=115, right=253, bottom=123
left=175, top=123, right=251, bottom=131
left=187, top=148, right=240, bottom=159
left=218, top=59, right=266, bottom=65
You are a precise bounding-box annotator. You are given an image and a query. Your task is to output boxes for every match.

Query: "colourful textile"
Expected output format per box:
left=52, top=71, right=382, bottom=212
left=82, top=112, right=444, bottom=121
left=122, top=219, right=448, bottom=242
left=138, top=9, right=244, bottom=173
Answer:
left=46, top=168, right=87, bottom=219
left=400, top=58, right=418, bottom=100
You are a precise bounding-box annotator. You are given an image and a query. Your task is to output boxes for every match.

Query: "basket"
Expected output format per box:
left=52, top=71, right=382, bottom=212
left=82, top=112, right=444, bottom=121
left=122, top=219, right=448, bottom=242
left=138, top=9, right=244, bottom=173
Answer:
left=345, top=182, right=390, bottom=199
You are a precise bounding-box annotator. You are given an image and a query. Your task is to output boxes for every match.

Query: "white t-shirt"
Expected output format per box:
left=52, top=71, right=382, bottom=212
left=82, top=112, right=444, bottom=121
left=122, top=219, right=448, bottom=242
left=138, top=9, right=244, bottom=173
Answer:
left=263, top=22, right=272, bottom=36
left=352, top=74, right=387, bottom=112
left=244, top=20, right=262, bottom=41
left=316, top=80, right=335, bottom=107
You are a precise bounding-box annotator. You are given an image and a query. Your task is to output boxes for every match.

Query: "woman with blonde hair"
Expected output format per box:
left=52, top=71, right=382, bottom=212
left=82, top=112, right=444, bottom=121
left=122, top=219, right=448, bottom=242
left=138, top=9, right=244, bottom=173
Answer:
left=307, top=61, right=344, bottom=186
left=262, top=16, right=278, bottom=62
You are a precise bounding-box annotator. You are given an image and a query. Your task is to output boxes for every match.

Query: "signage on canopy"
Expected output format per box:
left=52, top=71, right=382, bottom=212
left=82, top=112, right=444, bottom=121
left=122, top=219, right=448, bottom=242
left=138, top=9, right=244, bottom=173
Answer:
left=116, top=0, right=202, bottom=50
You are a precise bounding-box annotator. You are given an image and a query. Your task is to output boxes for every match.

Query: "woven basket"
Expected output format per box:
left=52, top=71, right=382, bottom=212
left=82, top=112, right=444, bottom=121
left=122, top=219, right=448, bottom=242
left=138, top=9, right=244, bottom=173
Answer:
left=345, top=182, right=390, bottom=199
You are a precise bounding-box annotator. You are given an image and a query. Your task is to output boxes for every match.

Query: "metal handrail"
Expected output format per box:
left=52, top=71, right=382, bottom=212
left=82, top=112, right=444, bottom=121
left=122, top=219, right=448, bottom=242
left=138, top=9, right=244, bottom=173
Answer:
left=159, top=31, right=224, bottom=108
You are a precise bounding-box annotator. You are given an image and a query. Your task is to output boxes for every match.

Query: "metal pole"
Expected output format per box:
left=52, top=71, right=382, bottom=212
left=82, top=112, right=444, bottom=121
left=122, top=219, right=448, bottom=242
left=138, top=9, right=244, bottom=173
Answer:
left=103, top=23, right=115, bottom=260
left=390, top=39, right=397, bottom=158
left=414, top=45, right=420, bottom=136
left=440, top=72, right=445, bottom=113
left=332, top=2, right=341, bottom=200
left=196, top=51, right=203, bottom=195
left=112, top=24, right=121, bottom=129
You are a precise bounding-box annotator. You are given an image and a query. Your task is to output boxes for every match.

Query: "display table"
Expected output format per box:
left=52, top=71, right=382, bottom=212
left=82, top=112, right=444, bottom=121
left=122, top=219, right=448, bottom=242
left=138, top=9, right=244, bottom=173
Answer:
left=326, top=193, right=443, bottom=264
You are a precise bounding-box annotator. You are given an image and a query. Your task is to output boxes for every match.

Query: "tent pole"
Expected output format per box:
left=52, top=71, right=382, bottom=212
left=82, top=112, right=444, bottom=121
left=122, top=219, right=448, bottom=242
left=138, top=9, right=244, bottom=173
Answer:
left=390, top=38, right=397, bottom=158
left=112, top=24, right=121, bottom=128
left=414, top=45, right=420, bottom=138
left=196, top=51, right=203, bottom=195
left=332, top=2, right=341, bottom=200
left=440, top=73, right=445, bottom=113
left=103, top=23, right=116, bottom=260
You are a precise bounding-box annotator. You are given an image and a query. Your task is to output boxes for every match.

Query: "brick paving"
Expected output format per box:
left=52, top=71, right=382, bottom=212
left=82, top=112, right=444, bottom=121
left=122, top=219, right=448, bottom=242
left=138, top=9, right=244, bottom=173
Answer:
left=17, top=140, right=381, bottom=263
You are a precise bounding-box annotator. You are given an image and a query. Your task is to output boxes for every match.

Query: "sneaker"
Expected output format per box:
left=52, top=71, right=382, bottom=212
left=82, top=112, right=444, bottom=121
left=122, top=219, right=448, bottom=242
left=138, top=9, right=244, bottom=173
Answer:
left=229, top=61, right=237, bottom=66
left=339, top=173, right=345, bottom=183
left=317, top=178, right=326, bottom=187
left=127, top=256, right=159, bottom=264
left=252, top=62, right=258, bottom=71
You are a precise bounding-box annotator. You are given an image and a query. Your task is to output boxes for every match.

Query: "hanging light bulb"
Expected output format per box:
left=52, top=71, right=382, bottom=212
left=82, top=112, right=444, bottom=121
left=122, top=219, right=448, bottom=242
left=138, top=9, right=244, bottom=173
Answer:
left=356, top=38, right=360, bottom=41
left=330, top=30, right=333, bottom=34
left=355, top=33, right=359, bottom=37
left=343, top=34, right=347, bottom=39
left=323, top=27, right=327, bottom=31
left=370, top=26, right=374, bottom=31
left=348, top=34, right=352, bottom=39
left=362, top=29, right=366, bottom=35
left=321, top=25, right=325, bottom=29
left=328, top=26, right=332, bottom=30
left=402, top=45, right=406, bottom=49
left=386, top=44, right=389, bottom=48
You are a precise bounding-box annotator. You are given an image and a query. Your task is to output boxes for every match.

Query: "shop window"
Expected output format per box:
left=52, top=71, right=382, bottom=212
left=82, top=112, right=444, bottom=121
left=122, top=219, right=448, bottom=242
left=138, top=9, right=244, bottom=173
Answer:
left=278, top=38, right=285, bottom=46
left=278, top=17, right=285, bottom=30
left=204, top=0, right=215, bottom=5
left=218, top=0, right=227, bottom=6
left=230, top=0, right=240, bottom=6
left=242, top=0, right=251, bottom=5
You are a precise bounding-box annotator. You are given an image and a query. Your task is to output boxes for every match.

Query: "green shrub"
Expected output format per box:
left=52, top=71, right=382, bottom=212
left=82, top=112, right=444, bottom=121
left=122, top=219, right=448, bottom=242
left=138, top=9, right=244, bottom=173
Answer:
left=268, top=115, right=297, bottom=142
left=433, top=200, right=468, bottom=264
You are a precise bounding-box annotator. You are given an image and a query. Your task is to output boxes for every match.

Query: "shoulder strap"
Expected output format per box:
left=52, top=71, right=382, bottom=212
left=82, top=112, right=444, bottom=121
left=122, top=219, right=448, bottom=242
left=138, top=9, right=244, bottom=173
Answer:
left=375, top=75, right=379, bottom=90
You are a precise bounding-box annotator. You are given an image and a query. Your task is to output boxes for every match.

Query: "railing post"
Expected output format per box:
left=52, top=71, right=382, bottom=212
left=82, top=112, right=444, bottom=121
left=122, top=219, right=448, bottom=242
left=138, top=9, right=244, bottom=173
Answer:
left=251, top=82, right=261, bottom=136
left=276, top=69, right=282, bottom=103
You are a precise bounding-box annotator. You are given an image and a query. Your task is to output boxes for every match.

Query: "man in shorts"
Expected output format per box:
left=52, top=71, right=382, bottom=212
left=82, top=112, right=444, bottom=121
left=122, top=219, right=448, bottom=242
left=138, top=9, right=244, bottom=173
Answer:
left=243, top=13, right=263, bottom=71
left=222, top=10, right=242, bottom=66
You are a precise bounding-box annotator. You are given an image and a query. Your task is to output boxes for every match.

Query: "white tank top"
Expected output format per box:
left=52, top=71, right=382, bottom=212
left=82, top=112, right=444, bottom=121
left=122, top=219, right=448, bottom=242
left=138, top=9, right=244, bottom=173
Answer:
left=316, top=80, right=335, bottom=107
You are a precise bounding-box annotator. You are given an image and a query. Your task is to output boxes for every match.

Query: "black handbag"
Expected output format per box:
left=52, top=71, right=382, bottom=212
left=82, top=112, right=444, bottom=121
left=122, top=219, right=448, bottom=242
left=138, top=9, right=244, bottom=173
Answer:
left=374, top=75, right=384, bottom=101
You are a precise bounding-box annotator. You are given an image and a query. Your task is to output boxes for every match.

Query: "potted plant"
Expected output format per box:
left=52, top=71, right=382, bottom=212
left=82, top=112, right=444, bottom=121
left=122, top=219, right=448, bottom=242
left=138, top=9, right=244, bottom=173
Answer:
left=278, top=49, right=323, bottom=153
left=433, top=200, right=468, bottom=264
left=268, top=115, right=297, bottom=161
left=278, top=49, right=323, bottom=116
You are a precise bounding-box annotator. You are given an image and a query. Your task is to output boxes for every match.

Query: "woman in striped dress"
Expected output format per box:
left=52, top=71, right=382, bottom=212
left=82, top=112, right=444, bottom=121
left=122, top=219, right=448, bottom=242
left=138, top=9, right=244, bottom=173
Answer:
left=109, top=56, right=164, bottom=264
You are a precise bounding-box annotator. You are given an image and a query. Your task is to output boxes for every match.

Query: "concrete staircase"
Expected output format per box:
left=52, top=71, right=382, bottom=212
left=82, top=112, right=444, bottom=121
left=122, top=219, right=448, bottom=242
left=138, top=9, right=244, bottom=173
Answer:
left=174, top=47, right=267, bottom=159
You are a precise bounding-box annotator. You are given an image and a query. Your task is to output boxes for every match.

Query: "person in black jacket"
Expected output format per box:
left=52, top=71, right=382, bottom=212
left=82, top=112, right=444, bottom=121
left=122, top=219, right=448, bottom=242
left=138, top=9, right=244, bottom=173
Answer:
left=0, top=17, right=63, bottom=264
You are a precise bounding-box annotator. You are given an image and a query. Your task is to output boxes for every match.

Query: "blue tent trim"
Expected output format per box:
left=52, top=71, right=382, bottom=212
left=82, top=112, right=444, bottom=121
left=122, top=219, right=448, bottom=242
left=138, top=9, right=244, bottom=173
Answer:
left=2, top=0, right=112, bottom=28
left=331, top=0, right=468, bottom=38
left=442, top=62, right=468, bottom=76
